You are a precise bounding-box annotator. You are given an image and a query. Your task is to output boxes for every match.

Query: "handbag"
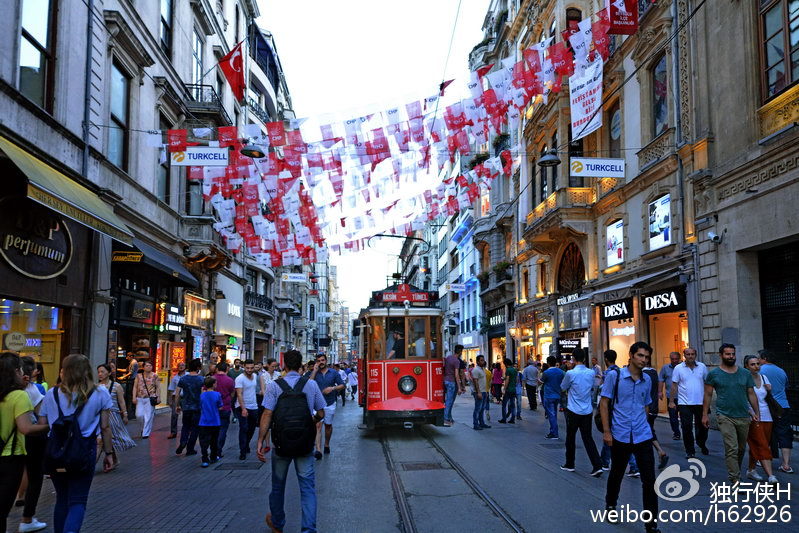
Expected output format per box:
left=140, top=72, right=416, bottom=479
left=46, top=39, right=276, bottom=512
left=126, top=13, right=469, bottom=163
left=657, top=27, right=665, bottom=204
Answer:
left=765, top=390, right=784, bottom=419
left=142, top=375, right=158, bottom=407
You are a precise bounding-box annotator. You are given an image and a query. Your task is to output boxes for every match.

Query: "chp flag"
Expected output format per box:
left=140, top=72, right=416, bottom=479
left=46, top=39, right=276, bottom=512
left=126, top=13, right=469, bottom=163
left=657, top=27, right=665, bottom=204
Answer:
left=569, top=60, right=603, bottom=142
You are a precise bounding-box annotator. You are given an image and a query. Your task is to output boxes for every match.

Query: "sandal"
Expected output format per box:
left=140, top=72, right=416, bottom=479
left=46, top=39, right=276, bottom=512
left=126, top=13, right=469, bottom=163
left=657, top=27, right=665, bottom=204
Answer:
left=778, top=465, right=794, bottom=474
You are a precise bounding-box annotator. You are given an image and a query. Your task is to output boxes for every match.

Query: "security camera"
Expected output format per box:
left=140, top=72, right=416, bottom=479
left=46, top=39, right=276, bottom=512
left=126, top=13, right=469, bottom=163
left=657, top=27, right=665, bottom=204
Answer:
left=403, top=300, right=411, bottom=309
left=708, top=231, right=722, bottom=244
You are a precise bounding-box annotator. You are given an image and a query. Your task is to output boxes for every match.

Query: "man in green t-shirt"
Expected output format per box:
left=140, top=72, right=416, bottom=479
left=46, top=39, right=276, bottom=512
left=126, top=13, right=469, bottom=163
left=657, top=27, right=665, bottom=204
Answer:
left=499, top=358, right=518, bottom=424
left=702, top=343, right=760, bottom=483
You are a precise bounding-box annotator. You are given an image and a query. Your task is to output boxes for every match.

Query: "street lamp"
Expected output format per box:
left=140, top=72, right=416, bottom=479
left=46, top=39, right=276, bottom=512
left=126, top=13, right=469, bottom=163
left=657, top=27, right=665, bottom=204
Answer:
left=537, top=149, right=561, bottom=168
left=240, top=140, right=266, bottom=159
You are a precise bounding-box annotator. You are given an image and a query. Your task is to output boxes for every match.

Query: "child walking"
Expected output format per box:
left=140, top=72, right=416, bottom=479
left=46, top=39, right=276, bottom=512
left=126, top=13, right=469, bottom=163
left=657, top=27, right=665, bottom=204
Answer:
left=198, top=376, right=223, bottom=467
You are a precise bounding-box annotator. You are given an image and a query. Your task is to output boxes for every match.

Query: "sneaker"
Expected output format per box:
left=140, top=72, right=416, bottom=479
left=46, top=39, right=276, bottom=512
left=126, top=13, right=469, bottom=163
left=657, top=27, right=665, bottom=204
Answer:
left=314, top=451, right=323, bottom=460
left=672, top=434, right=681, bottom=440
left=626, top=469, right=640, bottom=477
left=443, top=420, right=453, bottom=427
left=590, top=467, right=604, bottom=477
left=201, top=462, right=210, bottom=468
left=498, top=419, right=507, bottom=424
left=601, top=464, right=610, bottom=472
left=560, top=465, right=575, bottom=472
left=658, top=454, right=669, bottom=470
left=175, top=444, right=185, bottom=455
left=517, top=415, right=522, bottom=420
left=767, top=475, right=779, bottom=484
left=686, top=452, right=695, bottom=459
left=472, top=426, right=483, bottom=431
left=700, top=446, right=709, bottom=455
left=324, top=446, right=330, bottom=454
left=480, top=424, right=492, bottom=429
left=508, top=420, right=515, bottom=424
left=545, top=433, right=558, bottom=439
left=185, top=450, right=198, bottom=456
left=18, top=518, right=47, bottom=532
left=239, top=453, right=246, bottom=461
left=746, top=470, right=764, bottom=481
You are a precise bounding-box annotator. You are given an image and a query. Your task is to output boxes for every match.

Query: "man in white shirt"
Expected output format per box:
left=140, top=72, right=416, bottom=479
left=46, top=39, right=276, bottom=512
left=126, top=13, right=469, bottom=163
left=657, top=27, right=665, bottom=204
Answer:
left=347, top=369, right=359, bottom=401
left=336, top=364, right=348, bottom=406
left=235, top=359, right=259, bottom=460
left=521, top=359, right=540, bottom=411
left=669, top=347, right=709, bottom=458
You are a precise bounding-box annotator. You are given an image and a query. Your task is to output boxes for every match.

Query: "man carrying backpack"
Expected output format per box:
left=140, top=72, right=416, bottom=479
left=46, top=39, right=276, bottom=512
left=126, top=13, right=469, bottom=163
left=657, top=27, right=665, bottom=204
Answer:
left=257, top=350, right=326, bottom=533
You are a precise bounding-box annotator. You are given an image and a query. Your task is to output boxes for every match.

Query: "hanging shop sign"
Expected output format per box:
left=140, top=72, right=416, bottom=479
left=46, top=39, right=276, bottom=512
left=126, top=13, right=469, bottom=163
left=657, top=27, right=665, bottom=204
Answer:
left=154, top=303, right=186, bottom=333
left=446, top=283, right=466, bottom=292
left=0, top=198, right=73, bottom=280
left=170, top=147, right=229, bottom=166
left=600, top=297, right=634, bottom=321
left=281, top=273, right=307, bottom=283
left=570, top=157, right=625, bottom=179
left=641, top=287, right=686, bottom=315
left=556, top=293, right=581, bottom=306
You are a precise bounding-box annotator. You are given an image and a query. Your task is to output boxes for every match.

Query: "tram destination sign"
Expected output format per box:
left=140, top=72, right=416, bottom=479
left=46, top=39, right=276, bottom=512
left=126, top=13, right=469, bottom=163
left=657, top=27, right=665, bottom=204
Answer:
left=381, top=284, right=429, bottom=303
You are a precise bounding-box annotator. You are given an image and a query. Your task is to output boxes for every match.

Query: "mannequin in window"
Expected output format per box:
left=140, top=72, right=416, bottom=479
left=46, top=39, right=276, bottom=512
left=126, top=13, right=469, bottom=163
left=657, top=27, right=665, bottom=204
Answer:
left=388, top=331, right=406, bottom=359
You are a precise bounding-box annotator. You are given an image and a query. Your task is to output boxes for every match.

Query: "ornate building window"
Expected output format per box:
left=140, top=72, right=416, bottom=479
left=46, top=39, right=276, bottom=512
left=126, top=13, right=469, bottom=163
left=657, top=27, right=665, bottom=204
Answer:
left=760, top=0, right=799, bottom=99
left=652, top=55, right=669, bottom=137
left=557, top=243, right=585, bottom=294
left=109, top=61, right=130, bottom=170
left=18, top=0, right=57, bottom=112
left=539, top=145, right=548, bottom=203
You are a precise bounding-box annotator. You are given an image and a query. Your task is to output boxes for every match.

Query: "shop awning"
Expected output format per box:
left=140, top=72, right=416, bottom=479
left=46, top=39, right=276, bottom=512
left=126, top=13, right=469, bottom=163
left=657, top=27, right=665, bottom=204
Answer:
left=114, top=238, right=199, bottom=288
left=0, top=135, right=134, bottom=244
left=590, top=268, right=679, bottom=302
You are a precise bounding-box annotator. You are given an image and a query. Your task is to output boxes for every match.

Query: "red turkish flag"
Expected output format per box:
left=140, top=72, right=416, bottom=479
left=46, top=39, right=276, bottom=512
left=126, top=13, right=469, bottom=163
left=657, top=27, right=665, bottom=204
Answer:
left=219, top=41, right=245, bottom=101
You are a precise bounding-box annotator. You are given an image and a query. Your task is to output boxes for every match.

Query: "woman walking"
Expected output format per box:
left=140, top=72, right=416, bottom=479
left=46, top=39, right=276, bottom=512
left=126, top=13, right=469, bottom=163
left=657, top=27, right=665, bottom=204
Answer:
left=744, top=355, right=778, bottom=483
left=38, top=354, right=114, bottom=533
left=97, top=364, right=135, bottom=469
left=133, top=361, right=159, bottom=438
left=491, top=363, right=504, bottom=404
left=0, top=352, right=48, bottom=533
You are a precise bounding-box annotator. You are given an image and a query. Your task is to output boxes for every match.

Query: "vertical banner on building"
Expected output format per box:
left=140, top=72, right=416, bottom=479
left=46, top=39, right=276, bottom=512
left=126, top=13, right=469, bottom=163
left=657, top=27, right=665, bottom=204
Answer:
left=569, top=60, right=604, bottom=141
left=606, top=0, right=639, bottom=35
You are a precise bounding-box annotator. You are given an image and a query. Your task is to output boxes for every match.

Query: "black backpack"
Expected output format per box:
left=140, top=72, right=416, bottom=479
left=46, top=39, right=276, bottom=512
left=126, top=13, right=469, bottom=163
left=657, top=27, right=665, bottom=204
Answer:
left=271, top=377, right=316, bottom=457
left=43, top=387, right=97, bottom=475
left=594, top=368, right=620, bottom=432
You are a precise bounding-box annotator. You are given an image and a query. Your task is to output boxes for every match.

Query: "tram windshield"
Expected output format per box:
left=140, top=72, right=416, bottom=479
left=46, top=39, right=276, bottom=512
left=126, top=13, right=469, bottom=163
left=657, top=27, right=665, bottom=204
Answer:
left=368, top=315, right=440, bottom=360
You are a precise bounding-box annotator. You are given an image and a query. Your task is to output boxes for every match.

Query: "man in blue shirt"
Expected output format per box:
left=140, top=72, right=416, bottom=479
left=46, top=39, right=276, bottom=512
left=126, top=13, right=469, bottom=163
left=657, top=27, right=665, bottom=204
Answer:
left=257, top=349, right=326, bottom=533
left=758, top=349, right=793, bottom=474
left=540, top=355, right=565, bottom=439
left=308, top=354, right=344, bottom=459
left=600, top=342, right=659, bottom=533
left=560, top=348, right=603, bottom=476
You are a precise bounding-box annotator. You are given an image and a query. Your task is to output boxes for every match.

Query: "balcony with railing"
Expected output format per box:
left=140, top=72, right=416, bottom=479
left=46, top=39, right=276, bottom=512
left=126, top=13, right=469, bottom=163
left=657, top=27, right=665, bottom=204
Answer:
left=247, top=96, right=272, bottom=125
left=525, top=187, right=595, bottom=228
left=245, top=290, right=273, bottom=312
left=183, top=84, right=231, bottom=126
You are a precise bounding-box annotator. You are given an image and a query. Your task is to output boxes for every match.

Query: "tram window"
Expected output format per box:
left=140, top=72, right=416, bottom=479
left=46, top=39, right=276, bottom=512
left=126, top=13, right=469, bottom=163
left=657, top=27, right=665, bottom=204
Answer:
left=409, top=318, right=427, bottom=358
left=370, top=317, right=386, bottom=361
left=386, top=317, right=405, bottom=359
left=430, top=317, right=440, bottom=358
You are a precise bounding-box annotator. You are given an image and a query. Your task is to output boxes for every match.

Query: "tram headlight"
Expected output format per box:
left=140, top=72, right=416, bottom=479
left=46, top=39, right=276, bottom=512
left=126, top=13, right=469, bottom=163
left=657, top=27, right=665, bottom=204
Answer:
left=398, top=375, right=417, bottom=395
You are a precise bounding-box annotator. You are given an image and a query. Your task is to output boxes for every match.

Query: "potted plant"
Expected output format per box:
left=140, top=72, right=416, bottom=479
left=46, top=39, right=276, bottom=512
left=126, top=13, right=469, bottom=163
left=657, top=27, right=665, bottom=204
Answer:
left=493, top=261, right=512, bottom=281
left=477, top=271, right=490, bottom=289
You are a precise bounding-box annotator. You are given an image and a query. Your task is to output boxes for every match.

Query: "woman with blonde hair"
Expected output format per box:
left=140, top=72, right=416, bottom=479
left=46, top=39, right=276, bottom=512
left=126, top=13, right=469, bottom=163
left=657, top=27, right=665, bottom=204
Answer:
left=38, top=354, right=114, bottom=533
left=132, top=360, right=159, bottom=438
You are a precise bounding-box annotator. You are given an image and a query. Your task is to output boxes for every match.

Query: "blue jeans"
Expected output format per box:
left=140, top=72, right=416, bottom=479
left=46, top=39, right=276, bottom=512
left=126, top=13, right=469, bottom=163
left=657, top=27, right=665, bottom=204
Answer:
left=179, top=409, right=200, bottom=451
left=515, top=388, right=523, bottom=416
left=51, top=470, right=94, bottom=533
left=601, top=443, right=638, bottom=470
left=444, top=381, right=457, bottom=422
left=218, top=410, right=232, bottom=450
left=543, top=398, right=560, bottom=436
left=501, top=392, right=517, bottom=421
left=472, top=392, right=488, bottom=427
left=269, top=452, right=317, bottom=532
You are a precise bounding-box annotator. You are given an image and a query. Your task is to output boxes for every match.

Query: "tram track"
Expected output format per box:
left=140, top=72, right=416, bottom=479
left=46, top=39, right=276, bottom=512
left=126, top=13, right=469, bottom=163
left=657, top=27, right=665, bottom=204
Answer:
left=379, top=427, right=526, bottom=533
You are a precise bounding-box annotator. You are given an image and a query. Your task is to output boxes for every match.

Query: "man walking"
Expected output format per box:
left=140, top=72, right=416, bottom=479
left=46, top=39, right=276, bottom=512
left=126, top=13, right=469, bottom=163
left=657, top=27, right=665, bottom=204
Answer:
left=659, top=351, right=682, bottom=440
left=309, top=354, right=345, bottom=458
left=669, top=347, right=708, bottom=458
left=470, top=355, right=491, bottom=430
left=522, top=358, right=539, bottom=411
left=235, top=359, right=260, bottom=460
left=336, top=364, right=348, bottom=406
left=175, top=358, right=204, bottom=455
left=347, top=368, right=358, bottom=401
left=601, top=342, right=660, bottom=533
left=228, top=358, right=244, bottom=380
left=498, top=358, right=518, bottom=424
left=758, top=349, right=794, bottom=473
left=167, top=362, right=186, bottom=439
left=257, top=350, right=326, bottom=533
left=703, top=343, right=760, bottom=483
left=540, top=355, right=565, bottom=439
left=560, top=348, right=603, bottom=476
left=443, top=345, right=465, bottom=427
left=214, top=362, right=236, bottom=456
left=120, top=353, right=139, bottom=419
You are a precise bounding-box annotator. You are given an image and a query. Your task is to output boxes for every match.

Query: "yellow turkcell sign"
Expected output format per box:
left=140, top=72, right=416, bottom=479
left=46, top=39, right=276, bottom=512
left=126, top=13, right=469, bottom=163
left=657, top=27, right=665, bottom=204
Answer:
left=172, top=152, right=186, bottom=163
left=571, top=160, right=584, bottom=174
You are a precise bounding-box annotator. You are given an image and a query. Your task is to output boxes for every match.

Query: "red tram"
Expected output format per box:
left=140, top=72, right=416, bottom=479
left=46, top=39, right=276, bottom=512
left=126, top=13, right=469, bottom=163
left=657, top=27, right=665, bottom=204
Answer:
left=356, top=283, right=445, bottom=428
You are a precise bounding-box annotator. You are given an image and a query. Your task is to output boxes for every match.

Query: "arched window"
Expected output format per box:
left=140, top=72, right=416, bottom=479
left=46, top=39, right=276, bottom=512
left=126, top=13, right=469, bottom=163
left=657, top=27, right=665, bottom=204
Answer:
left=566, top=8, right=582, bottom=31
left=557, top=243, right=586, bottom=294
